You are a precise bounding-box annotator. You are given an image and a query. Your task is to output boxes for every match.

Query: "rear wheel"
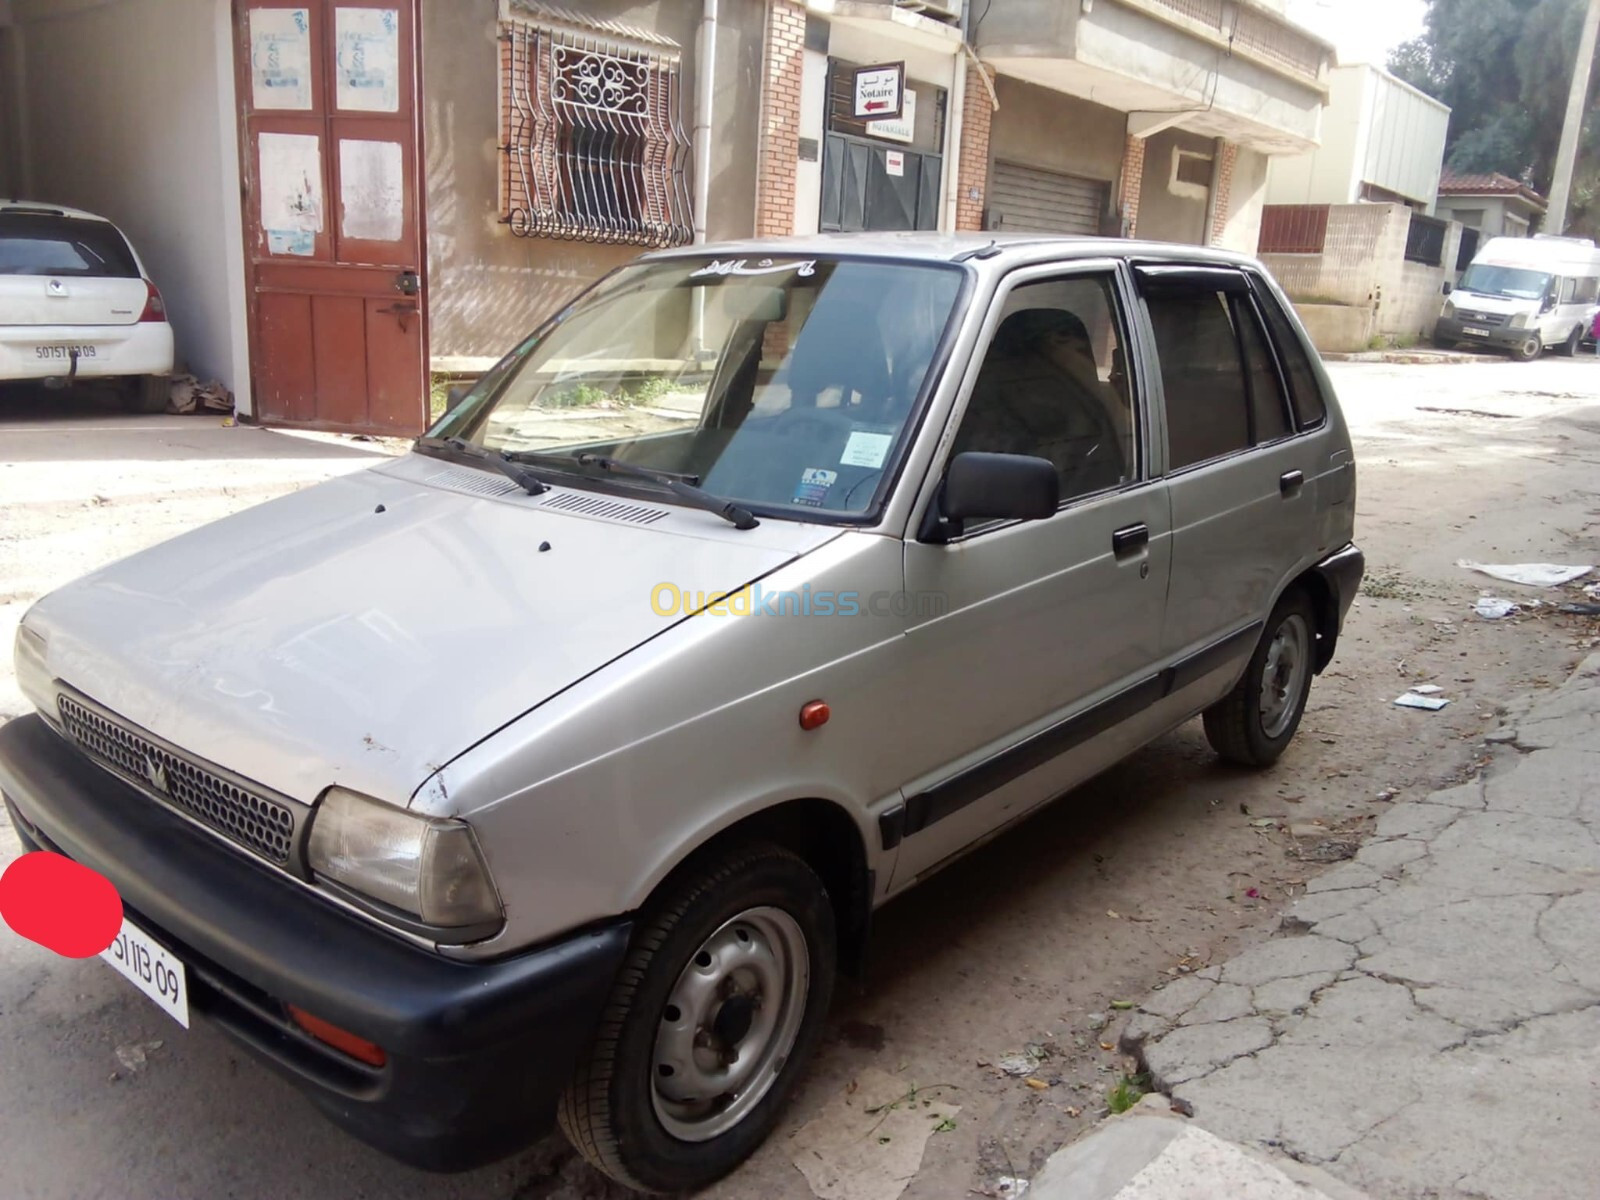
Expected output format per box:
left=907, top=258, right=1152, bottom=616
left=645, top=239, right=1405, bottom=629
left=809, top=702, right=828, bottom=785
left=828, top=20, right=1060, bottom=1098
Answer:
left=1559, top=326, right=1583, bottom=357
left=122, top=375, right=169, bottom=413
left=558, top=843, right=836, bottom=1193
left=1203, top=589, right=1317, bottom=768
left=1512, top=334, right=1542, bottom=362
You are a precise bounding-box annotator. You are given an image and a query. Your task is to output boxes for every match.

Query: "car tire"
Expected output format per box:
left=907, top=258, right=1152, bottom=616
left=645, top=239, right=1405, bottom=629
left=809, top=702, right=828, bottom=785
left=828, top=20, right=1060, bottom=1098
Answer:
left=1202, top=589, right=1317, bottom=769
left=1512, top=335, right=1542, bottom=362
left=123, top=375, right=170, bottom=414
left=558, top=842, right=836, bottom=1194
left=1432, top=335, right=1456, bottom=350
left=1559, top=326, right=1583, bottom=357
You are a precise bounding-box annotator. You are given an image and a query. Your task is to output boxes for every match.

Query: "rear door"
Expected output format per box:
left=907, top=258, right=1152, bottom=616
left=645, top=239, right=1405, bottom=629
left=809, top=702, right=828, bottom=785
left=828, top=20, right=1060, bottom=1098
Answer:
left=1133, top=265, right=1315, bottom=673
left=235, top=1, right=427, bottom=435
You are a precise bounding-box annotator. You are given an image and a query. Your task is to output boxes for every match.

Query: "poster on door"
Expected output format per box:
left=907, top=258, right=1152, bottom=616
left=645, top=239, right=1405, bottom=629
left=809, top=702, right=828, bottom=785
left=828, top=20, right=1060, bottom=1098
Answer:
left=250, top=8, right=312, bottom=111
left=339, top=139, right=405, bottom=241
left=259, top=132, right=324, bottom=256
left=335, top=8, right=401, bottom=113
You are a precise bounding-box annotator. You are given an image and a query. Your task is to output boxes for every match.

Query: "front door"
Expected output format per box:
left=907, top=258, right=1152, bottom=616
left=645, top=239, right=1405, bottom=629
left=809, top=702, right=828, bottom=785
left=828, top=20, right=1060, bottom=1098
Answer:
left=235, top=1, right=426, bottom=435
left=892, top=265, right=1170, bottom=885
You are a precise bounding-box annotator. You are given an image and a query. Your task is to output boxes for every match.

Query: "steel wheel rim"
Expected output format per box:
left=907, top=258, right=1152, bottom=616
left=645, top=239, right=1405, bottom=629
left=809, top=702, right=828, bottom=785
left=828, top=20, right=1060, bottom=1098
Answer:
left=650, top=906, right=810, bottom=1142
left=1258, top=613, right=1310, bottom=739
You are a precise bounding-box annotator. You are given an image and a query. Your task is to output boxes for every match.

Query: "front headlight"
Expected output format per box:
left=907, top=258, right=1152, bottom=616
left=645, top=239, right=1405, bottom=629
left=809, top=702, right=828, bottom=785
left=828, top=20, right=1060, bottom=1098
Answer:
left=1509, top=313, right=1529, bottom=330
left=307, top=788, right=502, bottom=932
left=1442, top=301, right=1456, bottom=319
left=14, top=618, right=54, bottom=715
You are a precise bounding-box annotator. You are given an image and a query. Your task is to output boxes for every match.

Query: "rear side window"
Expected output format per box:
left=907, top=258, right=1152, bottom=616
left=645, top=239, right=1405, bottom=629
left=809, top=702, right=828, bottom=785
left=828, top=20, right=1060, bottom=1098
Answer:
left=0, top=214, right=140, bottom=278
left=1144, top=289, right=1251, bottom=469
left=1251, top=282, right=1326, bottom=429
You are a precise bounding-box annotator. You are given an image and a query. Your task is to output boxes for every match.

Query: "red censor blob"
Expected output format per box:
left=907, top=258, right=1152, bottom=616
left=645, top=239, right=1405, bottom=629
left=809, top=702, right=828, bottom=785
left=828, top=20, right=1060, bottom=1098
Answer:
left=0, top=852, right=124, bottom=958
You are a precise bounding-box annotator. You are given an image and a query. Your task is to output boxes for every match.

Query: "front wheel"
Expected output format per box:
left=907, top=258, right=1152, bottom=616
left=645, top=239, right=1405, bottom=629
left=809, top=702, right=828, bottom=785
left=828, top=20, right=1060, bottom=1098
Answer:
left=1203, top=590, right=1317, bottom=768
left=1512, top=334, right=1542, bottom=362
left=558, top=843, right=836, bottom=1193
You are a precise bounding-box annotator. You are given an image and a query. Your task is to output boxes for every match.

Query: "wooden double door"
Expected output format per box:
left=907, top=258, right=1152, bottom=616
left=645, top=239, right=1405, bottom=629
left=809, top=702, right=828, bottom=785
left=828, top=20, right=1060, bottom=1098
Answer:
left=235, top=0, right=426, bottom=434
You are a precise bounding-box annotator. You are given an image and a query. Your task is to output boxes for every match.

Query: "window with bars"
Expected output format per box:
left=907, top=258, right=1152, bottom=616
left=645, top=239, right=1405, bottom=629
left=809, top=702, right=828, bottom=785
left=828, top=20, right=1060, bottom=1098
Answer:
left=499, top=20, right=693, bottom=246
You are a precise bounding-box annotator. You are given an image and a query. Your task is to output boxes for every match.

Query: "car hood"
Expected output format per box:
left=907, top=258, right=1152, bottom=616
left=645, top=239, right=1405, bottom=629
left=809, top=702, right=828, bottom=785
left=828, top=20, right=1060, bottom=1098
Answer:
left=28, top=455, right=841, bottom=806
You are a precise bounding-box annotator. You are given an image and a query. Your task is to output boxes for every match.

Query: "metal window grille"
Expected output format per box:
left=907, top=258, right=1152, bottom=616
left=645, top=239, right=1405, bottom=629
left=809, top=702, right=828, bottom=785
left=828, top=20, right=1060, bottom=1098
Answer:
left=1257, top=205, right=1329, bottom=254
left=1229, top=6, right=1323, bottom=79
left=500, top=21, right=693, bottom=246
left=1404, top=213, right=1448, bottom=267
left=1149, top=0, right=1225, bottom=31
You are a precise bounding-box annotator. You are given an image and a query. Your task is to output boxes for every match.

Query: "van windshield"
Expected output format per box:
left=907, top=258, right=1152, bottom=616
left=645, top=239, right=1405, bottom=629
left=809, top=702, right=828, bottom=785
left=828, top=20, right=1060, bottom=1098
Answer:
left=1456, top=264, right=1551, bottom=301
left=428, top=256, right=965, bottom=520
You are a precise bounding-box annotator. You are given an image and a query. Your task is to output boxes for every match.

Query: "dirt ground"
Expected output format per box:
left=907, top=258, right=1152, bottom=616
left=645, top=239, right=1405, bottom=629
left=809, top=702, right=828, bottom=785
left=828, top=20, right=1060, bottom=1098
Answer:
left=1, top=357, right=1598, bottom=1200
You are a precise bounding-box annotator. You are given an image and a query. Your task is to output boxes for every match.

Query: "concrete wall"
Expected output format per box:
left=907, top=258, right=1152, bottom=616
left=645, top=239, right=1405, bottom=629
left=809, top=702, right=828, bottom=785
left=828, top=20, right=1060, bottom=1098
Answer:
left=987, top=76, right=1123, bottom=189
left=424, top=0, right=767, bottom=361
left=7, top=0, right=248, bottom=394
left=1217, top=145, right=1271, bottom=254
left=1261, top=202, right=1457, bottom=337
left=1292, top=301, right=1373, bottom=353
left=1437, top=196, right=1534, bottom=241
left=1138, top=127, right=1213, bottom=245
left=1265, top=65, right=1364, bottom=205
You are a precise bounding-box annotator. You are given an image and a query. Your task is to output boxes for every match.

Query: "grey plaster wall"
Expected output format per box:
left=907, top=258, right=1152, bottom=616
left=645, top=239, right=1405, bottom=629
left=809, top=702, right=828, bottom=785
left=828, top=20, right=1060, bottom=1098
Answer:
left=1138, top=127, right=1214, bottom=245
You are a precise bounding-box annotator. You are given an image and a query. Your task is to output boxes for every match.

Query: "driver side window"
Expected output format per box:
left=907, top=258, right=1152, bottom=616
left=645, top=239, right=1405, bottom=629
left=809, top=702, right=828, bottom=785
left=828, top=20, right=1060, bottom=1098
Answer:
left=951, top=274, right=1136, bottom=517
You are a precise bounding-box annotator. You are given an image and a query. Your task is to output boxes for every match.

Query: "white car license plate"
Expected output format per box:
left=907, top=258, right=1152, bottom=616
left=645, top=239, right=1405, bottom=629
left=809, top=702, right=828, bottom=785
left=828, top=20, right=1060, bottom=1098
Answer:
left=34, top=344, right=98, bottom=360
left=1462, top=326, right=1489, bottom=338
left=101, top=916, right=190, bottom=1029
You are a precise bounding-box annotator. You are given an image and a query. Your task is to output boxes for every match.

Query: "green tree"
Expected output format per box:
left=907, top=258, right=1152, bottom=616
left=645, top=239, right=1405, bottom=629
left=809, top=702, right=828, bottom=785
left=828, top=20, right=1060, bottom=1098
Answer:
left=1389, top=0, right=1600, bottom=235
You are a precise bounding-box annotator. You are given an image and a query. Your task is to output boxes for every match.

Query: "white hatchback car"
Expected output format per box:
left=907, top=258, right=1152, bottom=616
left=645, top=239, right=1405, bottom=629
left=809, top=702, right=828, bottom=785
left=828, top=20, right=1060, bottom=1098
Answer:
left=0, top=200, right=174, bottom=411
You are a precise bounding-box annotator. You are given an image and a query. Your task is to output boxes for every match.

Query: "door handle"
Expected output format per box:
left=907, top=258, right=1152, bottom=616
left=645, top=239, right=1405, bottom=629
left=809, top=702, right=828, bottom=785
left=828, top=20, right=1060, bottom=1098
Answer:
left=1279, top=470, right=1305, bottom=497
left=1112, top=522, right=1149, bottom=558
left=377, top=301, right=419, bottom=333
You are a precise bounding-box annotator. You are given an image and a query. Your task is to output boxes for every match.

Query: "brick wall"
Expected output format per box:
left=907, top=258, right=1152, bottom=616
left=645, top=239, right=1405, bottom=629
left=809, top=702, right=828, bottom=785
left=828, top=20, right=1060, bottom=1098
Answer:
left=1208, top=140, right=1238, bottom=245
left=956, top=62, right=995, bottom=232
left=754, top=0, right=806, bottom=238
left=1116, top=135, right=1146, bottom=237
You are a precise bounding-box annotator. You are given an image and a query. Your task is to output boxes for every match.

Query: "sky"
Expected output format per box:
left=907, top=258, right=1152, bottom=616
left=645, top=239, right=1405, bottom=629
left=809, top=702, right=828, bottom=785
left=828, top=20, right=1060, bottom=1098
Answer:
left=1285, top=0, right=1430, bottom=69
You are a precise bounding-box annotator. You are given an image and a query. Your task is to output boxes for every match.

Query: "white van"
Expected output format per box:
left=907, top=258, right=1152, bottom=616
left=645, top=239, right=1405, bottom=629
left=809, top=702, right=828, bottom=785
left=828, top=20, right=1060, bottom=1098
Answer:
left=1435, top=234, right=1600, bottom=360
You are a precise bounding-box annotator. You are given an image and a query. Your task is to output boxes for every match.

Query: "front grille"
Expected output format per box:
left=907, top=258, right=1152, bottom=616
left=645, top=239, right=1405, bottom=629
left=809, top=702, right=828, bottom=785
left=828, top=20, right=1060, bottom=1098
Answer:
left=57, top=696, right=296, bottom=864
left=1458, top=310, right=1507, bottom=327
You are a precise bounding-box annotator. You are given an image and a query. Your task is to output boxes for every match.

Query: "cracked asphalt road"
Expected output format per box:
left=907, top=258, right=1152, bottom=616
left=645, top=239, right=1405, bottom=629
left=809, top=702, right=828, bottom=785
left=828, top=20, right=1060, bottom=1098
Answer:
left=1123, top=652, right=1600, bottom=1200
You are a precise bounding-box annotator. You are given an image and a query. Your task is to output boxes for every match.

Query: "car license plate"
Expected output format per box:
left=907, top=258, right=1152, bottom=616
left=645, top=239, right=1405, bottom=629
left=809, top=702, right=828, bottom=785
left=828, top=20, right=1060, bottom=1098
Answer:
left=34, top=344, right=97, bottom=360
left=101, top=916, right=190, bottom=1029
left=1462, top=326, right=1489, bottom=338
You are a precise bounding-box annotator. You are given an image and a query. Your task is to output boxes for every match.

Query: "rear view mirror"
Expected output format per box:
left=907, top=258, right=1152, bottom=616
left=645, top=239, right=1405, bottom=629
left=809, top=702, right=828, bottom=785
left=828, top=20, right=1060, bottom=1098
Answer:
left=936, top=452, right=1059, bottom=531
left=1441, top=281, right=1452, bottom=296
left=722, top=286, right=788, bottom=323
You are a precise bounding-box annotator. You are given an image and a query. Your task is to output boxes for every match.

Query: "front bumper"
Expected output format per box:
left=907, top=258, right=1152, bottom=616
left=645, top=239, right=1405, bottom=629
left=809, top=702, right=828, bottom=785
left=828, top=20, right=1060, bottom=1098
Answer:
left=0, top=714, right=630, bottom=1171
left=1432, top=316, right=1527, bottom=351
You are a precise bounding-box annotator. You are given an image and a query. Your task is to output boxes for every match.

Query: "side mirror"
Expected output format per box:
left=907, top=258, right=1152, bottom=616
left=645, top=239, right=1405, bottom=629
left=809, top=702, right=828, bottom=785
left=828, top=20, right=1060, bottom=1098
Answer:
left=1440, top=281, right=1452, bottom=296
left=924, top=452, right=1059, bottom=540
left=446, top=384, right=470, bottom=412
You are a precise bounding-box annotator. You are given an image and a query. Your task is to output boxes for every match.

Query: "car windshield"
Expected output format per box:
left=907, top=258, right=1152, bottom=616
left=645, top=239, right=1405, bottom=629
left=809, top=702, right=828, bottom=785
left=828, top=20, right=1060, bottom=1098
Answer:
left=0, top=214, right=140, bottom=277
left=429, top=256, right=965, bottom=519
left=1456, top=264, right=1551, bottom=301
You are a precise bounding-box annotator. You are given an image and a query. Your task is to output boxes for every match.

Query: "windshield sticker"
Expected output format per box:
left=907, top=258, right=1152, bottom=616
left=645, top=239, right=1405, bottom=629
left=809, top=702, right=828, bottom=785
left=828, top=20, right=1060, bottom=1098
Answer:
left=792, top=467, right=838, bottom=508
left=840, top=431, right=893, bottom=469
left=691, top=258, right=817, bottom=279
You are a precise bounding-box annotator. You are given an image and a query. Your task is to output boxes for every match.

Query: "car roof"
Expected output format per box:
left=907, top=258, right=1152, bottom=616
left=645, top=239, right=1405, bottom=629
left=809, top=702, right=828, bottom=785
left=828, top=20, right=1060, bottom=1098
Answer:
left=0, top=199, right=121, bottom=225
left=642, top=231, right=1265, bottom=271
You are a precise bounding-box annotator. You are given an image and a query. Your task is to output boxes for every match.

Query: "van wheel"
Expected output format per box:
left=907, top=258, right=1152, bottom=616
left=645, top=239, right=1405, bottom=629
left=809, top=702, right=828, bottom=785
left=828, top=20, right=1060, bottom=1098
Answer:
left=1559, top=326, right=1583, bottom=357
left=122, top=375, right=170, bottom=413
left=1203, top=590, right=1316, bottom=768
left=558, top=843, right=836, bottom=1193
left=1512, top=335, right=1542, bottom=362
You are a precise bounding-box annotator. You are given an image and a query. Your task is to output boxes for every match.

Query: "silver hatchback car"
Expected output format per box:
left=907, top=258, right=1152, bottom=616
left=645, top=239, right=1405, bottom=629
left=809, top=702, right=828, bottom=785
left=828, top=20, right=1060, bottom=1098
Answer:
left=2, top=234, right=1361, bottom=1192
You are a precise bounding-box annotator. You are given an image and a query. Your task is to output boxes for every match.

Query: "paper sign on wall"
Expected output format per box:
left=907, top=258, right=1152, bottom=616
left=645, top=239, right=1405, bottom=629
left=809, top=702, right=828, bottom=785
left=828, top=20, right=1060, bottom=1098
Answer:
left=884, top=151, right=905, bottom=178
left=339, top=139, right=405, bottom=241
left=259, top=132, right=324, bottom=256
left=250, top=8, right=312, bottom=111
left=336, top=8, right=401, bottom=113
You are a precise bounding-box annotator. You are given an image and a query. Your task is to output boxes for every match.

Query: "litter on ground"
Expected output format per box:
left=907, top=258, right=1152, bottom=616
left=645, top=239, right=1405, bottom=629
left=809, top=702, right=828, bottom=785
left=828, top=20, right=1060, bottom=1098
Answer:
left=1474, top=597, right=1519, bottom=620
left=1395, top=692, right=1451, bottom=710
left=1457, top=560, right=1594, bottom=588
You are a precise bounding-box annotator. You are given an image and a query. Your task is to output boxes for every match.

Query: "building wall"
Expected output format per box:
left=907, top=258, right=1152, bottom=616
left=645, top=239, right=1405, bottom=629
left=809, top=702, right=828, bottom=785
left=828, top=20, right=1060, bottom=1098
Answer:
left=1216, top=145, right=1270, bottom=254
left=1437, top=196, right=1535, bottom=242
left=1261, top=202, right=1456, bottom=337
left=8, top=0, right=248, bottom=393
left=1265, top=65, right=1365, bottom=205
left=0, top=8, right=21, bottom=199
left=1137, top=126, right=1214, bottom=245
left=423, top=0, right=767, bottom=362
left=987, top=76, right=1123, bottom=194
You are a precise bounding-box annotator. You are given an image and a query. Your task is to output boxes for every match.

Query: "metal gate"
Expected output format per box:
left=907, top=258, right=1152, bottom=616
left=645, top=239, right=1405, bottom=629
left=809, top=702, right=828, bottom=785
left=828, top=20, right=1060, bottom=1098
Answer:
left=820, top=133, right=941, bottom=233
left=988, top=161, right=1108, bottom=236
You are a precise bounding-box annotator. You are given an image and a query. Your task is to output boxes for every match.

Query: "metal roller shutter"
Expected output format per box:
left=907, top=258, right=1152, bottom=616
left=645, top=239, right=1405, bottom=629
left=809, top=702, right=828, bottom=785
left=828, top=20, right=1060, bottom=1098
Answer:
left=988, top=161, right=1108, bottom=236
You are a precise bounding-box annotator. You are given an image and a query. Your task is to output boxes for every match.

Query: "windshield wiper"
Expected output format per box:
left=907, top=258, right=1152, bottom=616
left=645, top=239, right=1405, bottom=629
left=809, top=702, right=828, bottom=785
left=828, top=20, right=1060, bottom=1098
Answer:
left=415, top=436, right=550, bottom=496
left=575, top=454, right=759, bottom=530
